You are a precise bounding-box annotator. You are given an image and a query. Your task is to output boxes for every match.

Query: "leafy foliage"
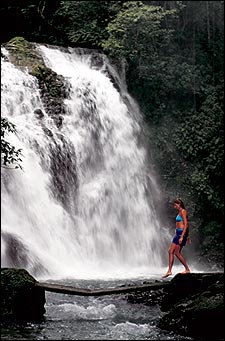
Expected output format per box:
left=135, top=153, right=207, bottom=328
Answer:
left=199, top=221, right=224, bottom=253
left=102, top=2, right=179, bottom=120
left=175, top=92, right=224, bottom=214
left=54, top=1, right=124, bottom=48
left=1, top=118, right=23, bottom=169
left=102, top=1, right=176, bottom=59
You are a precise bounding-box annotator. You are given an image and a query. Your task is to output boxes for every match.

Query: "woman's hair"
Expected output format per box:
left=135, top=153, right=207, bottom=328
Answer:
left=174, top=198, right=185, bottom=209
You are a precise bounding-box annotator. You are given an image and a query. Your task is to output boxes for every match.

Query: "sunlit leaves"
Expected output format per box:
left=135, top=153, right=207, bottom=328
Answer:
left=102, top=2, right=176, bottom=61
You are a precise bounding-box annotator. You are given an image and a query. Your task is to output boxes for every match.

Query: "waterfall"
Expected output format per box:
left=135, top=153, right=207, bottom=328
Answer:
left=1, top=44, right=169, bottom=280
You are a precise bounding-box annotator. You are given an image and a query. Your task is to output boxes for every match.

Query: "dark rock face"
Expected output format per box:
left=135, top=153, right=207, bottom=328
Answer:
left=47, top=134, right=78, bottom=212
left=30, top=63, right=70, bottom=129
left=158, top=273, right=224, bottom=339
left=160, top=272, right=224, bottom=310
left=1, top=233, right=50, bottom=277
left=1, top=233, right=29, bottom=269
left=126, top=273, right=224, bottom=339
left=1, top=268, right=46, bottom=321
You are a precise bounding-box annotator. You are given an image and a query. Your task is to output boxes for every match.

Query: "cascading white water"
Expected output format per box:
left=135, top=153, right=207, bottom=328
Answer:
left=1, top=45, right=169, bottom=280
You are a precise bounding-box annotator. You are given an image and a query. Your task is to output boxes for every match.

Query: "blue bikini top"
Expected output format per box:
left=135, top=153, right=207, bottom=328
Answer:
left=176, top=214, right=183, bottom=222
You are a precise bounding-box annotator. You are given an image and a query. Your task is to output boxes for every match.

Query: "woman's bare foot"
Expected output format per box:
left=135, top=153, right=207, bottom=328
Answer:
left=180, top=269, right=190, bottom=274
left=162, top=272, right=172, bottom=278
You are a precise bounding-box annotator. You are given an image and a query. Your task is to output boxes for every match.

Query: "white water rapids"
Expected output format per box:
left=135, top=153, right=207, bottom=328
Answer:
left=1, top=44, right=170, bottom=280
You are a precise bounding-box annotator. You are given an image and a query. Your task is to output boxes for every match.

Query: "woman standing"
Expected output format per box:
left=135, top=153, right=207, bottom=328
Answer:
left=162, top=198, right=190, bottom=278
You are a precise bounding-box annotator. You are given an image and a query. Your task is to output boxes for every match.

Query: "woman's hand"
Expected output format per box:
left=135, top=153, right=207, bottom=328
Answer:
left=179, top=237, right=183, bottom=244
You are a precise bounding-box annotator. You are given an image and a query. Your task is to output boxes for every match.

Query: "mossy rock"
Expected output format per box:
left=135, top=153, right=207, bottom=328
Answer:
left=6, top=37, right=31, bottom=50
left=1, top=268, right=46, bottom=321
left=4, top=37, right=68, bottom=116
left=30, top=63, right=66, bottom=98
left=4, top=36, right=43, bottom=71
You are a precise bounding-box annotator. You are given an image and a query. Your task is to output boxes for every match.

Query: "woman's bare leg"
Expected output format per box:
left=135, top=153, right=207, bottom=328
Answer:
left=162, top=243, right=176, bottom=278
left=174, top=245, right=190, bottom=273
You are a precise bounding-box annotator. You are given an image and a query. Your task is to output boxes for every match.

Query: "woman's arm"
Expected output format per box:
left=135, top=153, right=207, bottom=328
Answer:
left=179, top=209, right=188, bottom=242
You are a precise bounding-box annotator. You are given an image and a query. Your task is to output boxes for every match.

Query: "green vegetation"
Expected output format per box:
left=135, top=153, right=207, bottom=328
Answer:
left=4, top=36, right=43, bottom=70
left=1, top=118, right=23, bottom=169
left=54, top=1, right=124, bottom=48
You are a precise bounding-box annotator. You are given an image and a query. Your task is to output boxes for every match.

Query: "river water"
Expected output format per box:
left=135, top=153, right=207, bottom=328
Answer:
left=1, top=276, right=195, bottom=340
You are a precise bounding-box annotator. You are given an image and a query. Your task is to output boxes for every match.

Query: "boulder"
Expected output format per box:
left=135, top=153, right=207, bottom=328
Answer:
left=1, top=268, right=45, bottom=321
left=126, top=272, right=224, bottom=339
left=158, top=272, right=224, bottom=339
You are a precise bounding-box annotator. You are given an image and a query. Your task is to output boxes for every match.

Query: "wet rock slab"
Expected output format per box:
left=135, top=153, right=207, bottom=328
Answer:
left=127, top=272, right=224, bottom=339
left=159, top=272, right=224, bottom=339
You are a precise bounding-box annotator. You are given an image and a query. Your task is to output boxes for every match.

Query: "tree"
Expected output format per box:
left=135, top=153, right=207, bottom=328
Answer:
left=1, top=118, right=23, bottom=169
left=54, top=1, right=124, bottom=48
left=102, top=1, right=181, bottom=120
